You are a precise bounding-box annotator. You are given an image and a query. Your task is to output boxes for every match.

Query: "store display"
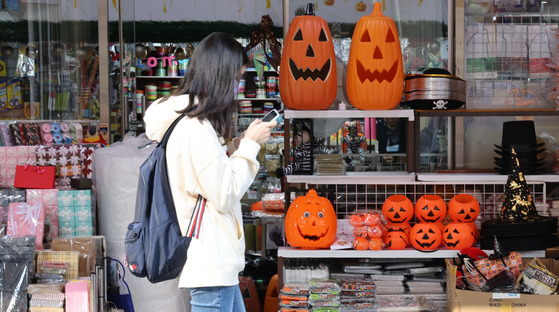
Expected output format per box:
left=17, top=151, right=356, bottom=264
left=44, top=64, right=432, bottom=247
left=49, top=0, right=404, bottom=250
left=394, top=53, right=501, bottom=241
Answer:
left=517, top=257, right=559, bottom=295
left=0, top=236, right=35, bottom=312
left=284, top=189, right=337, bottom=249
left=442, top=222, right=476, bottom=250
left=461, top=247, right=523, bottom=292
left=384, top=230, right=409, bottom=250
left=65, top=280, right=90, bottom=312
left=385, top=221, right=412, bottom=236
left=314, top=154, right=344, bottom=175
left=6, top=202, right=45, bottom=249
left=494, top=120, right=546, bottom=174
left=26, top=189, right=59, bottom=239
left=14, top=165, right=55, bottom=189
left=448, top=194, right=480, bottom=222
left=348, top=211, right=387, bottom=250
left=346, top=2, right=404, bottom=110
left=409, top=222, right=442, bottom=251
left=1, top=2, right=558, bottom=312
left=414, top=194, right=447, bottom=223
left=481, top=148, right=558, bottom=250
left=279, top=3, right=337, bottom=111
left=57, top=190, right=94, bottom=238
left=381, top=195, right=414, bottom=224
left=403, top=70, right=466, bottom=110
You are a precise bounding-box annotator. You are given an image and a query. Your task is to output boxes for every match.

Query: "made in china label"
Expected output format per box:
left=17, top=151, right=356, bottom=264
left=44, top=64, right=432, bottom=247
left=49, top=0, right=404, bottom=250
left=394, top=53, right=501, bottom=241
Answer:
left=488, top=298, right=527, bottom=309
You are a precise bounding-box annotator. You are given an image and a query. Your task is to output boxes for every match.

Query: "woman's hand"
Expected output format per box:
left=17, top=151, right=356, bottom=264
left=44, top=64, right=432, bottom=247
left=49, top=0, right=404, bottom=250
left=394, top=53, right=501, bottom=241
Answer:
left=243, top=119, right=277, bottom=145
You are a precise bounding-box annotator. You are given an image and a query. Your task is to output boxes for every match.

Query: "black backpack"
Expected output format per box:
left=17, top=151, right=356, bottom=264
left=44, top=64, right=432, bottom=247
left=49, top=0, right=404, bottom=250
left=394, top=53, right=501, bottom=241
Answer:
left=125, top=114, right=205, bottom=283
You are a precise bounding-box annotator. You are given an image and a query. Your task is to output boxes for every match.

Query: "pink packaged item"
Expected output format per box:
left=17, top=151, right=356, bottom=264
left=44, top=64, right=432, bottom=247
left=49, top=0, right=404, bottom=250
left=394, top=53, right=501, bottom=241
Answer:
left=27, top=189, right=59, bottom=237
left=65, top=280, right=90, bottom=312
left=7, top=202, right=45, bottom=249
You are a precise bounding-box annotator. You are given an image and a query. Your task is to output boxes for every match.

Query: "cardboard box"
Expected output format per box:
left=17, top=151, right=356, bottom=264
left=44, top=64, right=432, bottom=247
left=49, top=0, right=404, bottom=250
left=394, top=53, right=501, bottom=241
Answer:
left=447, top=258, right=559, bottom=311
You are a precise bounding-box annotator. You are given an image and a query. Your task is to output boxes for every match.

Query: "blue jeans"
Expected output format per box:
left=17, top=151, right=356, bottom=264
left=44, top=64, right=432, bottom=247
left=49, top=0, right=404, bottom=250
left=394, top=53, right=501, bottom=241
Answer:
left=188, top=285, right=246, bottom=312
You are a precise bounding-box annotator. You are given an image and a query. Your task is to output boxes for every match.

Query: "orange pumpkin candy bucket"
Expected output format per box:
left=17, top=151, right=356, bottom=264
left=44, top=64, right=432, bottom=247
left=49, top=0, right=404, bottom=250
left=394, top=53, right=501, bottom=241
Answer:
left=284, top=189, right=338, bottom=249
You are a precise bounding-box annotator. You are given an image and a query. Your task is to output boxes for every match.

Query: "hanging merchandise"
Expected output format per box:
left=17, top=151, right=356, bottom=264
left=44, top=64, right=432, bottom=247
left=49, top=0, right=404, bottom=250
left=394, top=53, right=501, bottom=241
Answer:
left=245, top=15, right=282, bottom=70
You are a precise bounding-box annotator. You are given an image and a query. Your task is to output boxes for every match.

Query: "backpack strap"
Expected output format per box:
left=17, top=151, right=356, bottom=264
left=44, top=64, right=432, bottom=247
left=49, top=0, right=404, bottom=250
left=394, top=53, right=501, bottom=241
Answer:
left=186, top=195, right=206, bottom=239
left=160, top=114, right=186, bottom=148
left=160, top=114, right=206, bottom=239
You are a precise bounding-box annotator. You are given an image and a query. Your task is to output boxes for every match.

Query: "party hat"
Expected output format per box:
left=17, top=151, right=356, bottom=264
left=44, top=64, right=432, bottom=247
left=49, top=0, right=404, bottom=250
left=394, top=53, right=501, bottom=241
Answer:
left=500, top=148, right=539, bottom=221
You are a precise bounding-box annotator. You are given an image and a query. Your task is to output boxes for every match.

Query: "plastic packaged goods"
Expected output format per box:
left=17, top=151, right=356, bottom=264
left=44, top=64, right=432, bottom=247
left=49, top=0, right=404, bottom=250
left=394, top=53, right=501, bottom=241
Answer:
left=281, top=283, right=310, bottom=295
left=0, top=236, right=36, bottom=312
left=50, top=237, right=96, bottom=278
left=309, top=279, right=341, bottom=294
left=93, top=133, right=190, bottom=312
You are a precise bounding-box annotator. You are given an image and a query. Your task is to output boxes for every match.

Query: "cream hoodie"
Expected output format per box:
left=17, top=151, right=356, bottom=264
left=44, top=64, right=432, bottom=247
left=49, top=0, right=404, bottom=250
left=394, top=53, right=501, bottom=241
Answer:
left=143, top=94, right=261, bottom=288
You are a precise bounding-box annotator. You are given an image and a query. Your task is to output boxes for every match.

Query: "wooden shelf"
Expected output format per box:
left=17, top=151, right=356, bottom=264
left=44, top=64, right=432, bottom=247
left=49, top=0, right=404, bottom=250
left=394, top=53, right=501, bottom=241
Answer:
left=278, top=247, right=545, bottom=259
left=285, top=109, right=415, bottom=120
left=417, top=173, right=559, bottom=183
left=285, top=172, right=416, bottom=184
left=237, top=97, right=280, bottom=101
left=285, top=172, right=559, bottom=185
left=136, top=76, right=182, bottom=79
left=415, top=108, right=559, bottom=117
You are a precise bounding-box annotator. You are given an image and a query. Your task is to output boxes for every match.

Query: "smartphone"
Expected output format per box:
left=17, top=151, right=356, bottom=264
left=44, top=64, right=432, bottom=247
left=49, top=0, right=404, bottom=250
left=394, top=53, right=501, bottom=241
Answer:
left=261, top=109, right=280, bottom=122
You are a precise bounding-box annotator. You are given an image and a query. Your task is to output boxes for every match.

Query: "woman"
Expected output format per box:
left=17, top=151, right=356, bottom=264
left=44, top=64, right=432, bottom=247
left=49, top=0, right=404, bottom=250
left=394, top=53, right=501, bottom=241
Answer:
left=144, top=32, right=277, bottom=311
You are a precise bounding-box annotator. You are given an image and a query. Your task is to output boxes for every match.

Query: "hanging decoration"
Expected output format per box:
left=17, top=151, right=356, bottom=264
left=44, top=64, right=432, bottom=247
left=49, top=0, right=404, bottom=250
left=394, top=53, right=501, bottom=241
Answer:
left=245, top=15, right=282, bottom=70
left=355, top=1, right=367, bottom=12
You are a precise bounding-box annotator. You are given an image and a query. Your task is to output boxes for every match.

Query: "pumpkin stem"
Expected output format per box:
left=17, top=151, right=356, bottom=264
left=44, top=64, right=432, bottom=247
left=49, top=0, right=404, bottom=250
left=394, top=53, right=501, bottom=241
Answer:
left=304, top=3, right=315, bottom=16
left=372, top=1, right=383, bottom=17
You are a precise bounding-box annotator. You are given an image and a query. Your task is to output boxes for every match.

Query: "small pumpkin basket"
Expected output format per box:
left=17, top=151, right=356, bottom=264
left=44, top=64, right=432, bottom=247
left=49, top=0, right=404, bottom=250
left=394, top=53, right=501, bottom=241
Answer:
left=403, top=73, right=466, bottom=110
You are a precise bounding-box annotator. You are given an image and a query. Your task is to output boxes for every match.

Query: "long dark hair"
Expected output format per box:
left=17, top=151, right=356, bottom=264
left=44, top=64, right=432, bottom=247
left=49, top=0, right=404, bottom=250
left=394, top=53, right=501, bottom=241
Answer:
left=166, top=32, right=249, bottom=141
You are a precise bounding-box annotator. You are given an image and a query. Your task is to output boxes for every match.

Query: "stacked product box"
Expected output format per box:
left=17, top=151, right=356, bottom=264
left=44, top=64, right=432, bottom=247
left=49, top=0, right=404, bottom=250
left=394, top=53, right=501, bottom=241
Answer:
left=57, top=190, right=93, bottom=237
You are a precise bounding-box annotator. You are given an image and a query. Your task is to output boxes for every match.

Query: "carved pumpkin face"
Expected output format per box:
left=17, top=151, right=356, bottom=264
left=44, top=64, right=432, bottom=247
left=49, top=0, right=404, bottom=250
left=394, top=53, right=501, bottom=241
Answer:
left=442, top=222, right=476, bottom=250
left=347, top=2, right=404, bottom=110
left=385, top=222, right=411, bottom=237
left=279, top=3, right=337, bottom=110
left=285, top=189, right=337, bottom=249
left=410, top=223, right=442, bottom=251
left=382, top=195, right=414, bottom=223
left=384, top=230, right=409, bottom=250
left=355, top=1, right=367, bottom=12
left=448, top=194, right=480, bottom=222
left=415, top=195, right=447, bottom=223
left=353, top=226, right=368, bottom=238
